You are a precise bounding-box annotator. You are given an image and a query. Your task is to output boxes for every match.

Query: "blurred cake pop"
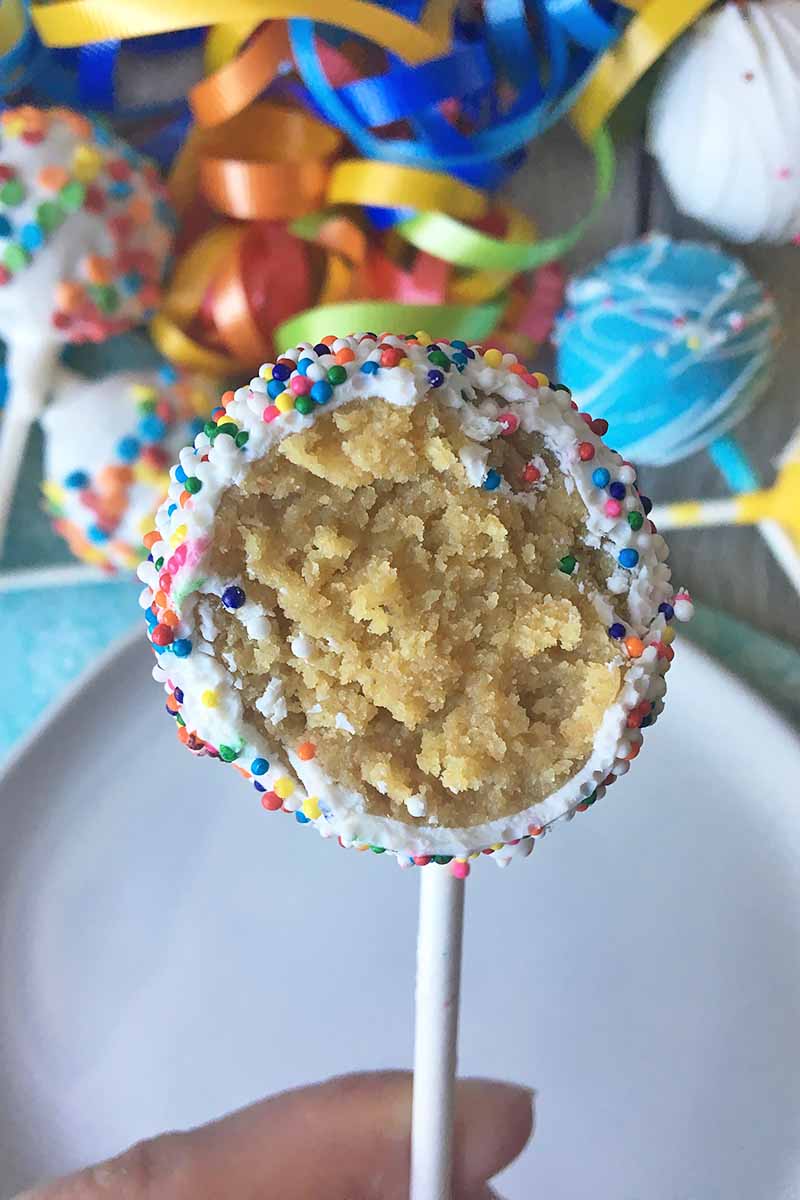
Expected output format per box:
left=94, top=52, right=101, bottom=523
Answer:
left=42, top=365, right=215, bottom=573
left=138, top=333, right=688, bottom=872
left=648, top=0, right=800, bottom=244
left=554, top=234, right=780, bottom=466
left=0, top=105, right=176, bottom=551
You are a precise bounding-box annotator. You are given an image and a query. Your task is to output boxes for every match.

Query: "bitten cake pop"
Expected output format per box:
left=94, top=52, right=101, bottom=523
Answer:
left=42, top=366, right=215, bottom=573
left=139, top=334, right=690, bottom=871
left=0, top=105, right=176, bottom=550
left=554, top=234, right=780, bottom=466
left=648, top=0, right=800, bottom=244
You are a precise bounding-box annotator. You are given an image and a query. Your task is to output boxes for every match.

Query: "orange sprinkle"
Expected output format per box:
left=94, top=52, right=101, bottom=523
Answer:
left=624, top=742, right=641, bottom=761
left=510, top=362, right=527, bottom=375
left=233, top=765, right=252, bottom=780
left=335, top=347, right=355, bottom=364
left=297, top=741, right=316, bottom=761
left=129, top=196, right=151, bottom=224
left=54, top=281, right=83, bottom=312
left=162, top=610, right=180, bottom=627
left=321, top=334, right=336, bottom=346
left=38, top=165, right=69, bottom=191
left=528, top=824, right=543, bottom=837
left=624, top=636, right=644, bottom=659
left=143, top=530, right=160, bottom=549
left=166, top=695, right=179, bottom=713
left=177, top=726, right=190, bottom=744
left=97, top=465, right=133, bottom=490
left=154, top=589, right=167, bottom=608
left=221, top=389, right=235, bottom=406
left=179, top=490, right=190, bottom=507
left=83, top=254, right=112, bottom=284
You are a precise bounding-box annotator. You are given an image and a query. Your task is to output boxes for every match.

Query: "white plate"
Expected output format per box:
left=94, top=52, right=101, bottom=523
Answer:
left=1, top=638, right=800, bottom=1199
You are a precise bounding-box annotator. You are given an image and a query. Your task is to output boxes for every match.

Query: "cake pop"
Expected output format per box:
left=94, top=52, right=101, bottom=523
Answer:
left=138, top=333, right=689, bottom=870
left=648, top=0, right=800, bottom=244
left=42, top=365, right=217, bottom=573
left=554, top=234, right=780, bottom=466
left=0, top=105, right=176, bottom=551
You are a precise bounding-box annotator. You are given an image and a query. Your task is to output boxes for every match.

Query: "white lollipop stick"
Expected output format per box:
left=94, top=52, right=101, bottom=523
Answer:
left=410, top=867, right=466, bottom=1200
left=0, top=339, right=60, bottom=556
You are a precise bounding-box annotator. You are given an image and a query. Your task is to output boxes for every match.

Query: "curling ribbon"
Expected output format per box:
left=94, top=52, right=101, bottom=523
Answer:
left=571, top=0, right=717, bottom=138
left=29, top=0, right=459, bottom=63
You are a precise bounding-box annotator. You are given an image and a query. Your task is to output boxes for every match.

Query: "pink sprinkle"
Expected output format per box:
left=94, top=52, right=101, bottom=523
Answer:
left=579, top=412, right=593, bottom=424
left=605, top=499, right=623, bottom=518
left=174, top=544, right=188, bottom=565
left=450, top=860, right=470, bottom=879
left=290, top=374, right=311, bottom=395
left=263, top=405, right=281, bottom=422
left=778, top=167, right=793, bottom=180
left=498, top=412, right=519, bottom=436
left=792, top=233, right=800, bottom=246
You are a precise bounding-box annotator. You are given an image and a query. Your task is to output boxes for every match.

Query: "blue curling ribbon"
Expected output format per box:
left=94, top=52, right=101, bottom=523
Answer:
left=543, top=0, right=620, bottom=52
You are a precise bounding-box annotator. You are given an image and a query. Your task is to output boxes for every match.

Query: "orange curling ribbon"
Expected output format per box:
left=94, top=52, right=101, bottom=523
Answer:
left=190, top=22, right=291, bottom=128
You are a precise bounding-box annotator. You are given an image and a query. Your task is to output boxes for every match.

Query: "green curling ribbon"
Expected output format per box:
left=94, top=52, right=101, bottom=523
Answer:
left=395, top=127, right=614, bottom=271
left=275, top=298, right=507, bottom=351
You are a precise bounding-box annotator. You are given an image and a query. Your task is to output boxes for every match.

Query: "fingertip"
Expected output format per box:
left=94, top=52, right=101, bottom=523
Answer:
left=454, top=1078, right=535, bottom=1188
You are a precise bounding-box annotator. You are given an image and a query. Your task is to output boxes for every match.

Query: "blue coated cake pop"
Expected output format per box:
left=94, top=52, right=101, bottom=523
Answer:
left=554, top=234, right=780, bottom=466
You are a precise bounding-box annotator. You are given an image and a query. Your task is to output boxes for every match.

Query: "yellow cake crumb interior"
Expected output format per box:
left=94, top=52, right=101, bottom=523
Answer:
left=208, top=397, right=620, bottom=826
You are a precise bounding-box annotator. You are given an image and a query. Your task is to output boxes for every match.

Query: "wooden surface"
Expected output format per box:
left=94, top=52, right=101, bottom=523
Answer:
left=509, top=130, right=800, bottom=648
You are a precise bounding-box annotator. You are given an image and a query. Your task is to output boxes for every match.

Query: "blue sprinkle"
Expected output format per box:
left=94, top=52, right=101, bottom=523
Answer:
left=139, top=414, right=166, bottom=442
left=117, top=435, right=140, bottom=462
left=296, top=357, right=313, bottom=375
left=64, top=469, right=89, bottom=488
left=592, top=467, right=610, bottom=488
left=482, top=469, right=501, bottom=491
left=158, top=363, right=178, bottom=385
left=0, top=215, right=12, bottom=237
left=175, top=465, right=187, bottom=483
left=88, top=524, right=109, bottom=543
left=145, top=607, right=157, bottom=627
left=313, top=343, right=328, bottom=356
left=427, top=369, right=445, bottom=388
left=618, top=548, right=639, bottom=568
left=272, top=363, right=292, bottom=381
left=311, top=380, right=333, bottom=404
left=174, top=687, right=184, bottom=703
left=658, top=602, right=674, bottom=620
left=609, top=481, right=626, bottom=501
left=19, top=222, right=43, bottom=251
left=251, top=757, right=269, bottom=776
left=122, top=145, right=141, bottom=166
left=167, top=503, right=178, bottom=517
left=640, top=495, right=653, bottom=514
left=172, top=638, right=192, bottom=657
left=451, top=339, right=467, bottom=350
left=222, top=585, right=246, bottom=609
left=267, top=379, right=285, bottom=399
left=608, top=622, right=625, bottom=638
left=360, top=360, right=379, bottom=375
left=295, top=811, right=310, bottom=824
left=108, top=180, right=133, bottom=200
left=253, top=781, right=266, bottom=792
left=92, top=120, right=113, bottom=146
left=121, top=270, right=143, bottom=295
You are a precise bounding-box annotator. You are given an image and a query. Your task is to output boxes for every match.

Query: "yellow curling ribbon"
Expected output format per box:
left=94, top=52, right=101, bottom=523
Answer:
left=327, top=160, right=489, bottom=223
left=572, top=0, right=717, bottom=139
left=30, top=0, right=457, bottom=62
left=0, top=0, right=26, bottom=54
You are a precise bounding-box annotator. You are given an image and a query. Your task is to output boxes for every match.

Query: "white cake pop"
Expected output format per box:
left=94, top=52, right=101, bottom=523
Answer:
left=0, top=105, right=176, bottom=551
left=648, top=0, right=800, bottom=244
left=42, top=366, right=217, bottom=573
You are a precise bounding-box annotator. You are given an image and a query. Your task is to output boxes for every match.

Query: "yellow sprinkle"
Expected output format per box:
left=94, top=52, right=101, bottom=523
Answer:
left=399, top=356, right=413, bottom=370
left=662, top=626, right=675, bottom=645
left=131, top=384, right=158, bottom=403
left=274, top=776, right=295, bottom=800
left=532, top=371, right=549, bottom=388
left=83, top=546, right=106, bottom=565
left=72, top=144, right=104, bottom=183
left=42, top=481, right=65, bottom=507
left=686, top=335, right=701, bottom=350
left=302, top=796, right=321, bottom=820
left=201, top=689, right=218, bottom=707
left=491, top=842, right=504, bottom=851
left=415, top=330, right=431, bottom=343
left=169, top=523, right=187, bottom=548
left=259, top=363, right=274, bottom=379
left=276, top=393, right=294, bottom=413
left=483, top=348, right=503, bottom=368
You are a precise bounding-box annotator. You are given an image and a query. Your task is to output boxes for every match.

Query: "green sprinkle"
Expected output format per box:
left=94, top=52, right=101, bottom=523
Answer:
left=138, top=398, right=158, bottom=415
left=216, top=422, right=237, bottom=438
left=235, top=430, right=249, bottom=448
left=204, top=420, right=217, bottom=439
left=327, top=365, right=347, bottom=385
left=0, top=178, right=24, bottom=206
left=428, top=349, right=450, bottom=369
left=184, top=476, right=202, bottom=494
left=36, top=200, right=65, bottom=232
left=295, top=395, right=314, bottom=415
left=89, top=283, right=119, bottom=313
left=433, top=855, right=453, bottom=865
left=558, top=554, right=577, bottom=575
left=218, top=744, right=239, bottom=762
left=3, top=242, right=29, bottom=272
left=154, top=556, right=164, bottom=570
left=59, top=180, right=86, bottom=211
left=628, top=511, right=644, bottom=531
left=369, top=845, right=386, bottom=854
left=176, top=714, right=186, bottom=727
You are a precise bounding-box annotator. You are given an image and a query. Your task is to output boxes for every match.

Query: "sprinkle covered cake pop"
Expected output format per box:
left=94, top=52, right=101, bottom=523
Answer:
left=139, top=335, right=690, bottom=871
left=42, top=366, right=215, bottom=573
left=0, top=105, right=176, bottom=548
